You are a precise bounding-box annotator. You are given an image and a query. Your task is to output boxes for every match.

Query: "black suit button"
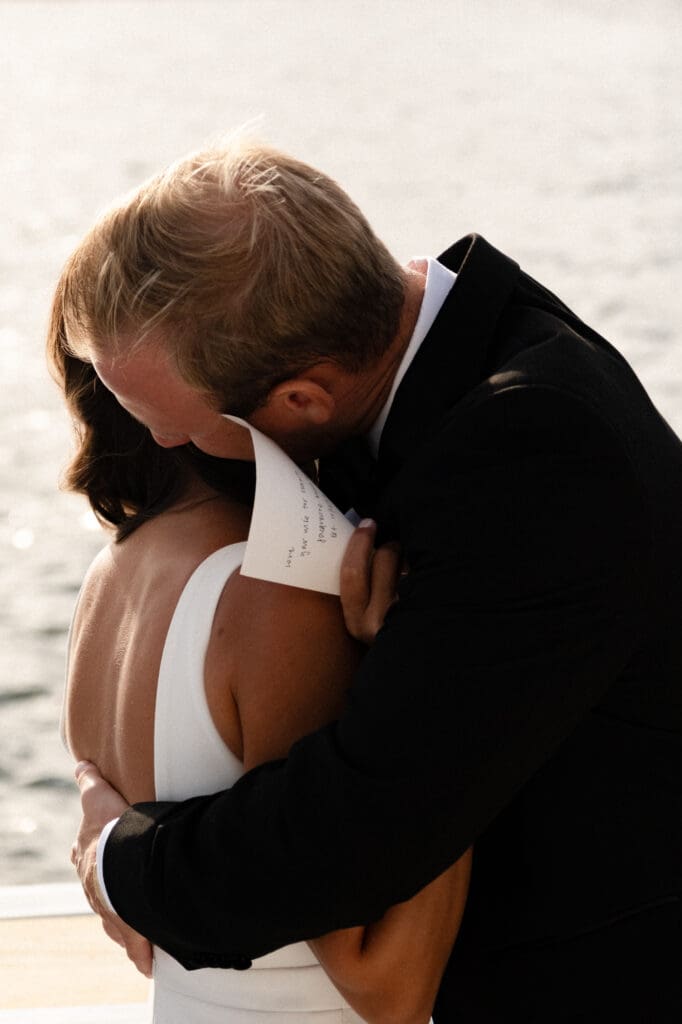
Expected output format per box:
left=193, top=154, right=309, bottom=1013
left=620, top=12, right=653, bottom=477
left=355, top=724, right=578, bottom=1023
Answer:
left=232, top=955, right=252, bottom=971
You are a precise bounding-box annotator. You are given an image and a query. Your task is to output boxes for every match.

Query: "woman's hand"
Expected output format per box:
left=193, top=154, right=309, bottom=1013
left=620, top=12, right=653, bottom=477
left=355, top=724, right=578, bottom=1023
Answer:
left=72, top=761, right=154, bottom=978
left=340, top=519, right=403, bottom=644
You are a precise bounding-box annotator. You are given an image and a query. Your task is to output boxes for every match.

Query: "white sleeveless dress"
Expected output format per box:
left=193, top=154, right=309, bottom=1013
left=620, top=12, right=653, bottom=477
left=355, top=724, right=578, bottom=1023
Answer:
left=150, top=542, right=365, bottom=1024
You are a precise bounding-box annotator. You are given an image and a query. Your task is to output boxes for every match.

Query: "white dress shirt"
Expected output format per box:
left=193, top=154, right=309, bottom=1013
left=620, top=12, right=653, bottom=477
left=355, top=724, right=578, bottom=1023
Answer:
left=366, top=256, right=456, bottom=457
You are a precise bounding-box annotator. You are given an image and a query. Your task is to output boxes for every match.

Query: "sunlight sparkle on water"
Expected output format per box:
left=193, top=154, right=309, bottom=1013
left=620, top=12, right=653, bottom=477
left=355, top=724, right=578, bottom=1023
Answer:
left=9, top=817, right=38, bottom=836
left=79, top=508, right=103, bottom=532
left=12, top=527, right=35, bottom=550
left=25, top=409, right=52, bottom=431
left=0, top=327, right=22, bottom=346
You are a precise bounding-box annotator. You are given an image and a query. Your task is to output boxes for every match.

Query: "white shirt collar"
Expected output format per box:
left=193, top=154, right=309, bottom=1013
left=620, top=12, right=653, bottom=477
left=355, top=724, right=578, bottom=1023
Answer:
left=367, top=257, right=456, bottom=457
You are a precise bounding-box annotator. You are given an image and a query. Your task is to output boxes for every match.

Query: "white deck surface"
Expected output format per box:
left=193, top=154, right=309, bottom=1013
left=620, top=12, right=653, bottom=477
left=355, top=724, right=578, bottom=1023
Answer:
left=0, top=884, right=150, bottom=1018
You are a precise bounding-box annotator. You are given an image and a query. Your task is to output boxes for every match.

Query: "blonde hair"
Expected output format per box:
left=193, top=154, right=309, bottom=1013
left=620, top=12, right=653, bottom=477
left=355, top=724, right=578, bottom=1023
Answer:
left=59, top=135, right=406, bottom=415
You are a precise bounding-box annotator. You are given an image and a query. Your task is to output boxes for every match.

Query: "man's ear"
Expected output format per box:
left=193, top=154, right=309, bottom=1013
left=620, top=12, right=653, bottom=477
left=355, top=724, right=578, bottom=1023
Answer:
left=265, top=376, right=336, bottom=426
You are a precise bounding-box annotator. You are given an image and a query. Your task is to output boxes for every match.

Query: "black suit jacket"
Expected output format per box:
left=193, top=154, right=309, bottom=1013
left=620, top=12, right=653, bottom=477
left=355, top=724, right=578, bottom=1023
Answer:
left=104, top=236, right=682, bottom=1018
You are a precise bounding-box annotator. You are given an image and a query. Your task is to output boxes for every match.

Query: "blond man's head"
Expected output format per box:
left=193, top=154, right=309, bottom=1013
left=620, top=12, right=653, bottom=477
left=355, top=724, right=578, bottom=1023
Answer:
left=58, top=135, right=406, bottom=416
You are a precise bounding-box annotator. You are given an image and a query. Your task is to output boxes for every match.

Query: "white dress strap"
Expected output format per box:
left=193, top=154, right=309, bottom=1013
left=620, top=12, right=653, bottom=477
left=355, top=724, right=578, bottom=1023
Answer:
left=154, top=543, right=246, bottom=801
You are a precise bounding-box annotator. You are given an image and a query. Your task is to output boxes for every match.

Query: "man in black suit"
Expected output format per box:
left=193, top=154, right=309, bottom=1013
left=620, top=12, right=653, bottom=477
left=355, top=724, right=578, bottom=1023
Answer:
left=69, top=139, right=682, bottom=1021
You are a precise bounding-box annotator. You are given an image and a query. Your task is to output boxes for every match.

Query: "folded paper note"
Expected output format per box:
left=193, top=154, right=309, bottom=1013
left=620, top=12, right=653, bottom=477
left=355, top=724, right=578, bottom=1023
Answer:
left=226, top=418, right=354, bottom=595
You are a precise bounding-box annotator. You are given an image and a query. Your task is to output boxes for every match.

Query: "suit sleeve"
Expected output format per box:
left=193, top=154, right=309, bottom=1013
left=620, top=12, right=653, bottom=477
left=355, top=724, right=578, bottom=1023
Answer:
left=103, top=385, right=651, bottom=969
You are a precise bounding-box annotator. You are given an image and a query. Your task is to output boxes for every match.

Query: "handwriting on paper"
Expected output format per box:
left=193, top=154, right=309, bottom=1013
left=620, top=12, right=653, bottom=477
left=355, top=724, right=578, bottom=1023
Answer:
left=226, top=418, right=354, bottom=595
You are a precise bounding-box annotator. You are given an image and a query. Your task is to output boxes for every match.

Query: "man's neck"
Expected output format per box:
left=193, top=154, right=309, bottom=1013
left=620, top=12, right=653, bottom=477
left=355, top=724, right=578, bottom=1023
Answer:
left=333, top=266, right=427, bottom=438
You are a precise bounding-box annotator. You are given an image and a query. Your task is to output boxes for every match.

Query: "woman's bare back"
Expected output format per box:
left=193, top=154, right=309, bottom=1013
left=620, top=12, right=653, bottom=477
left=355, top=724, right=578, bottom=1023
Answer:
left=63, top=484, right=252, bottom=804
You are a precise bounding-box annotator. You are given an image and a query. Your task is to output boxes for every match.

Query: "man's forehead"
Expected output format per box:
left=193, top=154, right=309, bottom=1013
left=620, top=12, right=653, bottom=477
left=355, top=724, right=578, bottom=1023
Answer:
left=93, top=345, right=169, bottom=387
left=91, top=356, right=136, bottom=398
left=94, top=349, right=221, bottom=428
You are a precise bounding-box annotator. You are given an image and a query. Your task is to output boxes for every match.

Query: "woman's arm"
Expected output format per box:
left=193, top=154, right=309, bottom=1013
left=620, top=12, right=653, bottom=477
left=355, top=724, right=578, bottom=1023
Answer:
left=310, top=851, right=472, bottom=1024
left=207, top=570, right=471, bottom=1024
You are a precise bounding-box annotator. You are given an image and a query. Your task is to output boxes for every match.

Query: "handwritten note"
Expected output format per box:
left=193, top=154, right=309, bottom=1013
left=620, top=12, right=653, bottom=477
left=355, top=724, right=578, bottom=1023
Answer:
left=226, top=418, right=354, bottom=595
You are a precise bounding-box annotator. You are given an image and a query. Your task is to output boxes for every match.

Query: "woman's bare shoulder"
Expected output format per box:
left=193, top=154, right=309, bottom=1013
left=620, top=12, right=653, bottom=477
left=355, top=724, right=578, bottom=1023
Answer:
left=206, top=572, right=363, bottom=769
left=70, top=539, right=117, bottom=623
left=213, top=572, right=352, bottom=664
left=72, top=492, right=250, bottom=643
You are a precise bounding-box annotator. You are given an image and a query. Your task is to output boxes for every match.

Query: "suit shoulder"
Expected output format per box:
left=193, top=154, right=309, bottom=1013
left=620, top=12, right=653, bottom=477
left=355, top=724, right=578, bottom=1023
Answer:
left=433, top=378, right=634, bottom=469
left=396, top=380, right=649, bottom=571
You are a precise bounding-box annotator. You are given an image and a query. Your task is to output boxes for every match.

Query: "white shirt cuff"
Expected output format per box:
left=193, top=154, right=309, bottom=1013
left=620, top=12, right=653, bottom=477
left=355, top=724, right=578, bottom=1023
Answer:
left=96, top=817, right=121, bottom=914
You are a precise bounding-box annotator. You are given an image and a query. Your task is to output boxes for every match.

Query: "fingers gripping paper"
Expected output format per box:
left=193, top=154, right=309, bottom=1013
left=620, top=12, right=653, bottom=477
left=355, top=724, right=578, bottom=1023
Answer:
left=228, top=418, right=354, bottom=595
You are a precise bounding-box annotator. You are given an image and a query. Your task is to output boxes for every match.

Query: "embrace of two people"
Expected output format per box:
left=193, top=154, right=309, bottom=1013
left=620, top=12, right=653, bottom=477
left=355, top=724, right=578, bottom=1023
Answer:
left=49, top=136, right=681, bottom=1023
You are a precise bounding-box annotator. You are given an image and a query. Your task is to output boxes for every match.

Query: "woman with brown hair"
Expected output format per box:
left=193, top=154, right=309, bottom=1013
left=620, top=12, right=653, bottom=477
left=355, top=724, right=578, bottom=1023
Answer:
left=48, top=287, right=471, bottom=1023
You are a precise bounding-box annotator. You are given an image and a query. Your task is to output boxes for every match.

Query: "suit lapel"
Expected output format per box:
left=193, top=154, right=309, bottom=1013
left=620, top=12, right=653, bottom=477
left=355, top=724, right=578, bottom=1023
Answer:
left=375, top=235, right=520, bottom=489
left=320, top=235, right=520, bottom=518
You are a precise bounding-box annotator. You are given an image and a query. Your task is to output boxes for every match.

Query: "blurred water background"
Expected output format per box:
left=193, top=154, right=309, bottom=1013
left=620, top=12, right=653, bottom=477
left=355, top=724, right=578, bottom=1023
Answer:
left=0, top=0, right=680, bottom=884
